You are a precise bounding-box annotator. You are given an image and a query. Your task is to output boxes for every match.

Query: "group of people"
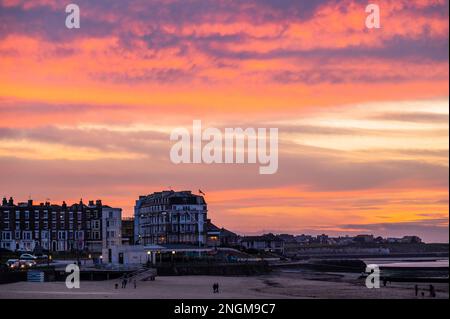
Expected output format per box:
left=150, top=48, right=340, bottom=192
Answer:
left=212, top=282, right=220, bottom=293
left=115, top=274, right=137, bottom=289
left=415, top=284, right=436, bottom=298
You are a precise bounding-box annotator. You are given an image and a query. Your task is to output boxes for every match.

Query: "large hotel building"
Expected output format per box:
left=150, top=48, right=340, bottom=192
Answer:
left=0, top=197, right=121, bottom=253
left=134, top=190, right=208, bottom=246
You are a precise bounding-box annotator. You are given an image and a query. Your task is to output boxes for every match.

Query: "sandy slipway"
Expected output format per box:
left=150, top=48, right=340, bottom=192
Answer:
left=0, top=272, right=448, bottom=299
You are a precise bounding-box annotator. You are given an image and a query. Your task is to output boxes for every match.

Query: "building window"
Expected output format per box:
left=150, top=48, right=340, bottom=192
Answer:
left=25, top=211, right=29, bottom=219
left=34, top=211, right=39, bottom=220
left=3, top=211, right=10, bottom=219
left=3, top=221, right=10, bottom=230
left=15, top=211, right=19, bottom=219
left=92, top=220, right=100, bottom=230
left=25, top=221, right=30, bottom=230
left=15, top=221, right=20, bottom=230
left=1, top=232, right=12, bottom=240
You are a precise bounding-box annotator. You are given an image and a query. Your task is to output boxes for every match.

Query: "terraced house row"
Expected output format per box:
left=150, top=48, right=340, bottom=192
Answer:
left=0, top=197, right=121, bottom=253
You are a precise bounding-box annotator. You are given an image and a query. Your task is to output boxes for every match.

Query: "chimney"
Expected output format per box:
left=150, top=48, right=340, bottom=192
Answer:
left=8, top=196, right=14, bottom=206
left=96, top=199, right=102, bottom=206
left=28, top=199, right=33, bottom=206
left=62, top=201, right=67, bottom=209
left=2, top=197, right=7, bottom=206
left=89, top=200, right=94, bottom=206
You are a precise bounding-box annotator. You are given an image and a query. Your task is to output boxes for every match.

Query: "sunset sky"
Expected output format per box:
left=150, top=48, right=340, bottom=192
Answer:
left=0, top=0, right=448, bottom=242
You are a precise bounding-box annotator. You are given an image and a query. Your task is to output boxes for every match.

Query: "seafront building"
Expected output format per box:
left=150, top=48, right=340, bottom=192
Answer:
left=0, top=197, right=121, bottom=253
left=134, top=190, right=208, bottom=246
left=240, top=233, right=285, bottom=254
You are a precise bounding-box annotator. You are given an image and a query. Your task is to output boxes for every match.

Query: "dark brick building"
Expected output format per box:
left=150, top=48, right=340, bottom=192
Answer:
left=0, top=197, right=121, bottom=253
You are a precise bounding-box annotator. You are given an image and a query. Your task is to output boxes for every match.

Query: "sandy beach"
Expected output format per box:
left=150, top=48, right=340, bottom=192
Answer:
left=0, top=270, right=448, bottom=299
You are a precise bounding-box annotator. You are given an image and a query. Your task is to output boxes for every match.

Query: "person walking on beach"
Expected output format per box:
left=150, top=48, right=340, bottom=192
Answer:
left=415, top=285, right=419, bottom=297
left=429, top=285, right=436, bottom=298
left=216, top=282, right=220, bottom=293
left=212, top=283, right=217, bottom=293
left=134, top=279, right=137, bottom=289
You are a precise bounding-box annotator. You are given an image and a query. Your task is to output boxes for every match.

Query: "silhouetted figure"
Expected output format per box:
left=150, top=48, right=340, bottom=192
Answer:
left=122, top=277, right=127, bottom=288
left=429, top=285, right=436, bottom=298
left=134, top=279, right=137, bottom=289
left=212, top=283, right=220, bottom=293
left=415, top=285, right=419, bottom=297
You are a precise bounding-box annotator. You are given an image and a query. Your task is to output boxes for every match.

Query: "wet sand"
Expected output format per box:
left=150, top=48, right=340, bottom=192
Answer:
left=0, top=271, right=448, bottom=299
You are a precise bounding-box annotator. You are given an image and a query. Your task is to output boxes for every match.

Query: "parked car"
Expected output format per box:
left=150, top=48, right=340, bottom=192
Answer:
left=6, top=259, right=20, bottom=269
left=19, top=253, right=37, bottom=260
left=20, top=260, right=36, bottom=268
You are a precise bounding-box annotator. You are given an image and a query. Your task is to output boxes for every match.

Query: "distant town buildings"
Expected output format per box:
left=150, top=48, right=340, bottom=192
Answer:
left=0, top=192, right=425, bottom=261
left=353, top=234, right=375, bottom=243
left=0, top=197, right=121, bottom=253
left=240, top=233, right=284, bottom=254
left=134, top=190, right=207, bottom=246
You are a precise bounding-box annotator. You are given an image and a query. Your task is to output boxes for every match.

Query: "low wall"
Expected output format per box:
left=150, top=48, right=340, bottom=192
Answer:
left=0, top=271, right=27, bottom=284
left=156, top=262, right=271, bottom=276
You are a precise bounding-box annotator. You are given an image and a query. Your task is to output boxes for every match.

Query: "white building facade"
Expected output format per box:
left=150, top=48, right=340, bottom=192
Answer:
left=134, top=191, right=207, bottom=246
